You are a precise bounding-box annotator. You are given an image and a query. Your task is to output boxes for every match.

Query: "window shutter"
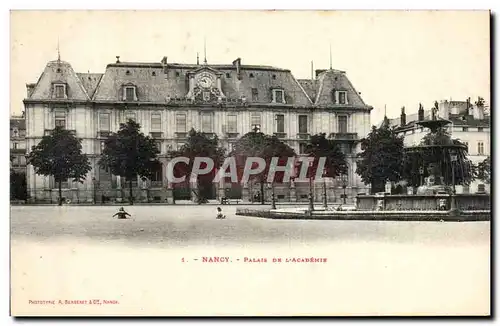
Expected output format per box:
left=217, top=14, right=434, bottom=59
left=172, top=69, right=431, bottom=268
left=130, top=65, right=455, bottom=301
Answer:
left=134, top=87, right=138, bottom=101
left=332, top=90, right=337, bottom=104
left=122, top=87, right=126, bottom=101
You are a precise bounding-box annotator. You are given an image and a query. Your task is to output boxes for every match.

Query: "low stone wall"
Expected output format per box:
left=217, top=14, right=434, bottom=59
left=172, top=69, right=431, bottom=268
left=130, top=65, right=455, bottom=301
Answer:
left=235, top=208, right=491, bottom=222
left=356, top=193, right=490, bottom=211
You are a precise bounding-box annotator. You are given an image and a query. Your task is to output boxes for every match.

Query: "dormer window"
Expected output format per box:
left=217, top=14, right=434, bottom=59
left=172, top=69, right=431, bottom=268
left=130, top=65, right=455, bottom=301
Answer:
left=334, top=91, right=348, bottom=105
left=123, top=85, right=137, bottom=101
left=272, top=89, right=285, bottom=104
left=54, top=84, right=67, bottom=99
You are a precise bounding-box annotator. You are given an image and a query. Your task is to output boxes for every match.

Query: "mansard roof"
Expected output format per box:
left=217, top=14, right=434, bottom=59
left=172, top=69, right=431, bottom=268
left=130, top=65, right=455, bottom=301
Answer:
left=314, top=69, right=367, bottom=107
left=24, top=58, right=372, bottom=110
left=93, top=61, right=312, bottom=105
left=27, top=60, right=91, bottom=101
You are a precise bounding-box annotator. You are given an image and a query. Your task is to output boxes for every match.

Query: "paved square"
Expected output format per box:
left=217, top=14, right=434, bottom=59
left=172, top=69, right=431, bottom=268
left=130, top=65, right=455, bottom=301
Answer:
left=11, top=206, right=490, bottom=316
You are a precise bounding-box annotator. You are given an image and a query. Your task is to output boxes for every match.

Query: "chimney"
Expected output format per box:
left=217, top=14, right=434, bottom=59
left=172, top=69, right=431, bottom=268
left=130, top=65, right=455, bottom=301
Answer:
left=232, top=58, right=241, bottom=79
left=473, top=104, right=485, bottom=120
left=400, top=106, right=406, bottom=126
left=26, top=83, right=35, bottom=98
left=418, top=103, right=424, bottom=121
left=438, top=100, right=449, bottom=120
left=315, top=69, right=326, bottom=78
left=116, top=56, right=120, bottom=63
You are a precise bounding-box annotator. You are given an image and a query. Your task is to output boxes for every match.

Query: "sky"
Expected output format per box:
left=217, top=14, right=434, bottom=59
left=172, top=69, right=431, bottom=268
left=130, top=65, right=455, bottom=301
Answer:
left=10, top=10, right=490, bottom=125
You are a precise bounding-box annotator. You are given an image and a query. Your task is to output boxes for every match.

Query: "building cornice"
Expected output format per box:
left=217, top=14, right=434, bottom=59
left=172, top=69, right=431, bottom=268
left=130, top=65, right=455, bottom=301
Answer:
left=23, top=98, right=372, bottom=112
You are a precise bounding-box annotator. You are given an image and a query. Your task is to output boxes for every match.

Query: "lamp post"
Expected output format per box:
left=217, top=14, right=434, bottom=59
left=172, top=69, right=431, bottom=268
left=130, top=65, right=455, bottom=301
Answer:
left=92, top=177, right=97, bottom=204
left=271, top=183, right=276, bottom=210
left=419, top=166, right=424, bottom=186
left=308, top=162, right=314, bottom=212
left=342, top=173, right=348, bottom=204
left=450, top=151, right=458, bottom=212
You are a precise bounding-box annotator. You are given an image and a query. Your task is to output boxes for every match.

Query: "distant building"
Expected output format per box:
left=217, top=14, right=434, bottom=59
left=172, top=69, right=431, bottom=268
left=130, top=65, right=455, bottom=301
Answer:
left=10, top=114, right=26, bottom=174
left=24, top=55, right=373, bottom=203
left=388, top=98, right=490, bottom=193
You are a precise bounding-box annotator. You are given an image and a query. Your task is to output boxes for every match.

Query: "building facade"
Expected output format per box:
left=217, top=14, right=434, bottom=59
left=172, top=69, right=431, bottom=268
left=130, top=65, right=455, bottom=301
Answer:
left=24, top=56, right=372, bottom=203
left=388, top=99, right=490, bottom=193
left=10, top=115, right=26, bottom=174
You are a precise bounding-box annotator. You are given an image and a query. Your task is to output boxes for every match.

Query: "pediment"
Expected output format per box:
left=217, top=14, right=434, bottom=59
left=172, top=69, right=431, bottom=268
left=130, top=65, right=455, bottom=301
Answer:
left=187, top=66, right=222, bottom=76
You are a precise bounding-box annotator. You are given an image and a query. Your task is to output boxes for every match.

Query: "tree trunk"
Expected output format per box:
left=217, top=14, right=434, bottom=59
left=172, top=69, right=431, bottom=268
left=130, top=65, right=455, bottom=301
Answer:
left=58, top=180, right=62, bottom=206
left=260, top=180, right=265, bottom=205
left=129, top=179, right=133, bottom=205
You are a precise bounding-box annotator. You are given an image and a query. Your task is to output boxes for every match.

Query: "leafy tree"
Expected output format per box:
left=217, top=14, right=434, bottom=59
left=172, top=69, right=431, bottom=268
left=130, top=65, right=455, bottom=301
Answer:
left=27, top=126, right=91, bottom=205
left=305, top=133, right=347, bottom=179
left=356, top=124, right=405, bottom=193
left=476, top=156, right=490, bottom=184
left=99, top=120, right=160, bottom=205
left=231, top=130, right=295, bottom=204
left=167, top=128, right=225, bottom=203
left=10, top=170, right=27, bottom=201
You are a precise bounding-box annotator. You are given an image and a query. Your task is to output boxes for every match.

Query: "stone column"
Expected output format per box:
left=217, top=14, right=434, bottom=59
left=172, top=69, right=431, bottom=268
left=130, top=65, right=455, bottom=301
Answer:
left=116, top=175, right=122, bottom=202
left=166, top=182, right=173, bottom=203
left=289, top=180, right=297, bottom=202
left=242, top=181, right=250, bottom=202
left=190, top=174, right=198, bottom=203
left=140, top=178, right=148, bottom=202
left=218, top=177, right=226, bottom=202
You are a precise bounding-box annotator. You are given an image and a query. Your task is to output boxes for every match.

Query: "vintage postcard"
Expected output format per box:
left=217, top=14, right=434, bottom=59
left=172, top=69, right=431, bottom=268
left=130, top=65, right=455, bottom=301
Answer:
left=9, top=10, right=491, bottom=316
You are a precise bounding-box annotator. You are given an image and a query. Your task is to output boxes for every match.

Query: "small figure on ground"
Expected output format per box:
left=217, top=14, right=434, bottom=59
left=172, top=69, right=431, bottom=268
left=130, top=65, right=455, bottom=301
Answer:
left=113, top=207, right=131, bottom=219
left=216, top=207, right=226, bottom=219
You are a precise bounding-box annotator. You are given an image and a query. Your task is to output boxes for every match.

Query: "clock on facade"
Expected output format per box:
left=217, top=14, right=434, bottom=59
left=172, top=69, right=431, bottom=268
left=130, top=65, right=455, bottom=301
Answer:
left=196, top=72, right=214, bottom=88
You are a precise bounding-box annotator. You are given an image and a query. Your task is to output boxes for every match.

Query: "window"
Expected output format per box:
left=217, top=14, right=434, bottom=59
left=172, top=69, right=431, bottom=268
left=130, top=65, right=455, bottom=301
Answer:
left=251, top=88, right=258, bottom=102
left=227, top=114, right=237, bottom=133
left=124, top=86, right=136, bottom=101
left=54, top=84, right=66, bottom=99
left=99, top=113, right=110, bottom=131
left=55, top=111, right=66, bottom=129
left=151, top=113, right=161, bottom=131
left=272, top=74, right=276, bottom=80
left=299, top=143, right=307, bottom=154
left=100, top=141, right=105, bottom=152
left=298, top=115, right=308, bottom=134
left=176, top=113, right=186, bottom=132
left=125, top=112, right=136, bottom=122
left=150, top=162, right=163, bottom=187
left=272, top=89, right=285, bottom=104
left=152, top=71, right=156, bottom=76
left=201, top=113, right=213, bottom=133
left=462, top=127, right=469, bottom=132
left=251, top=112, right=261, bottom=130
left=226, top=73, right=231, bottom=78
left=13, top=142, right=17, bottom=149
left=478, top=127, right=484, bottom=132
left=176, top=72, right=180, bottom=77
left=338, top=91, right=347, bottom=104
left=276, top=114, right=285, bottom=133
left=155, top=140, right=162, bottom=153
left=478, top=142, right=484, bottom=155
left=337, top=115, right=348, bottom=133
left=249, top=73, right=254, bottom=78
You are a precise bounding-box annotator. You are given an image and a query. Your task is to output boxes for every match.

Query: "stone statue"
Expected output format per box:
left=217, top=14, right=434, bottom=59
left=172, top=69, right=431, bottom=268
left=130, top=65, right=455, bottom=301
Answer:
left=431, top=103, right=438, bottom=120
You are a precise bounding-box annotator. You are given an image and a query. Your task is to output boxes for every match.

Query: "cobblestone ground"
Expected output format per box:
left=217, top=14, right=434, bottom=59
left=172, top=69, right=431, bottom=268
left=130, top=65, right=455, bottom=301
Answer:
left=10, top=206, right=490, bottom=316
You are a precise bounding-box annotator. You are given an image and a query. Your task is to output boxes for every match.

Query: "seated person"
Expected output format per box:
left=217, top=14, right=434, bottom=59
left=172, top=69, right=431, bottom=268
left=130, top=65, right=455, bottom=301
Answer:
left=113, top=207, right=131, bottom=219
